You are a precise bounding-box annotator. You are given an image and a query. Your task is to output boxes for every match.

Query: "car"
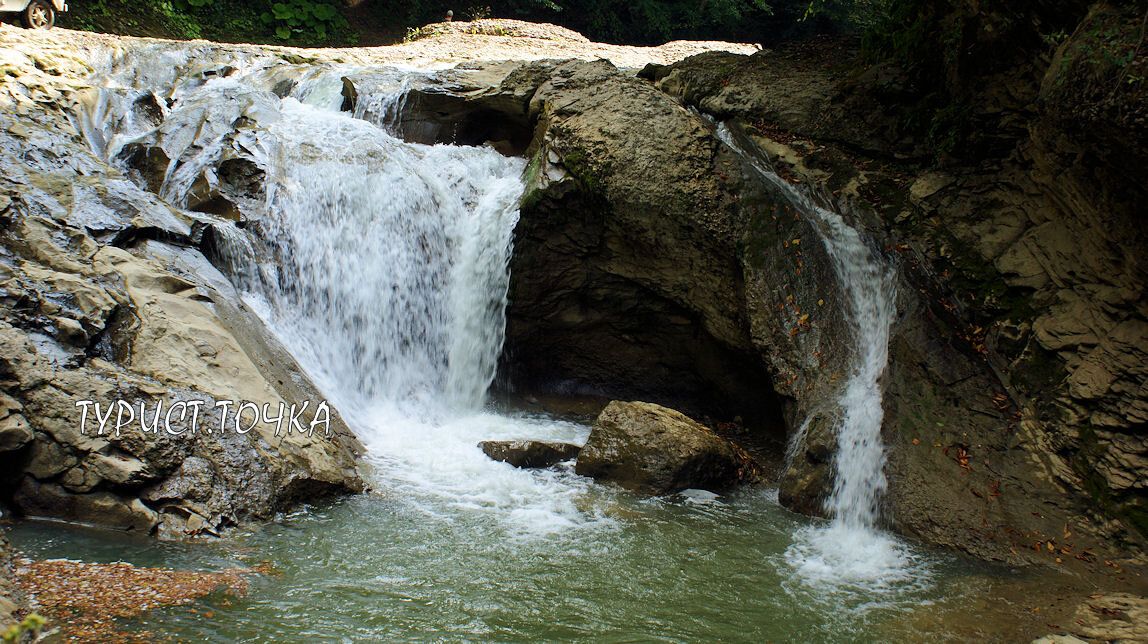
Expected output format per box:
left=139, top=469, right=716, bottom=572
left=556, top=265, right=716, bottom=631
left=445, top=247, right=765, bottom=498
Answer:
left=1, top=0, right=67, bottom=29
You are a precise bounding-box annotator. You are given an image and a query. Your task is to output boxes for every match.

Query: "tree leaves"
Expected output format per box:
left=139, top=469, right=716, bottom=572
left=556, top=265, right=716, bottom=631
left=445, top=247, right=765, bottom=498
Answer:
left=262, top=0, right=345, bottom=40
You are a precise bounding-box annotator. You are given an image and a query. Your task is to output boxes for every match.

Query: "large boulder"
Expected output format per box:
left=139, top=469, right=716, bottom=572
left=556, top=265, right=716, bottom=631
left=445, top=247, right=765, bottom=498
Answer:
left=574, top=401, right=759, bottom=494
left=478, top=440, right=580, bottom=468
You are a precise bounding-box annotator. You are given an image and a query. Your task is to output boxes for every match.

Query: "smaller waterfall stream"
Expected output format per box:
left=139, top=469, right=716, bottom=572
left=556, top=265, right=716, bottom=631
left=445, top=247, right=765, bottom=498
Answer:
left=715, top=124, right=928, bottom=596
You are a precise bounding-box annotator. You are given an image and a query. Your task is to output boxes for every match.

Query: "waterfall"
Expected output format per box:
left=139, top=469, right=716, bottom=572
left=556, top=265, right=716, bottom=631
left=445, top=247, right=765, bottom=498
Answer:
left=773, top=181, right=897, bottom=532
left=715, top=124, right=925, bottom=593
left=81, top=49, right=523, bottom=417
left=249, top=99, right=524, bottom=417
left=81, top=48, right=601, bottom=536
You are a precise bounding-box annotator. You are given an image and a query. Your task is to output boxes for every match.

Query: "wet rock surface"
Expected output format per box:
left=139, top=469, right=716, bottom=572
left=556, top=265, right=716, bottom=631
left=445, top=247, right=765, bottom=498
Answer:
left=0, top=22, right=754, bottom=541
left=0, top=22, right=756, bottom=541
left=574, top=401, right=760, bottom=494
left=462, top=58, right=793, bottom=431
left=373, top=40, right=1147, bottom=576
left=478, top=440, right=580, bottom=468
left=0, top=14, right=1143, bottom=593
left=0, top=26, right=365, bottom=538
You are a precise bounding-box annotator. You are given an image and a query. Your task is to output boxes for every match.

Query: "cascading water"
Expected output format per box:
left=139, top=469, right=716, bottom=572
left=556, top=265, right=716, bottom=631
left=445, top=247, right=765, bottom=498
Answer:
left=715, top=124, right=928, bottom=596
left=81, top=47, right=606, bottom=535
left=241, top=94, right=606, bottom=526
left=252, top=101, right=522, bottom=415
left=46, top=46, right=965, bottom=640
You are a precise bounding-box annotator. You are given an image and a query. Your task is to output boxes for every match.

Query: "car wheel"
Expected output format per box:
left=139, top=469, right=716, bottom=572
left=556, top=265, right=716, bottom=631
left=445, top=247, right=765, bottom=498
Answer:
left=21, top=0, right=55, bottom=29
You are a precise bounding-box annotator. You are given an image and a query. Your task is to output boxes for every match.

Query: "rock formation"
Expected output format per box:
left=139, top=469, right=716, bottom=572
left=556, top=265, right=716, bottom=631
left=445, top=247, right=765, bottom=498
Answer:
left=478, top=439, right=580, bottom=468
left=574, top=401, right=760, bottom=494
left=0, top=13, right=1144, bottom=585
left=639, top=30, right=1147, bottom=571
left=382, top=44, right=1146, bottom=573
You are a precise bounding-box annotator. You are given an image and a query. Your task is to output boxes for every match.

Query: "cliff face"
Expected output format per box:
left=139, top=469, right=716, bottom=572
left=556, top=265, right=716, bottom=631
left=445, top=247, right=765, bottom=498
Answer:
left=899, top=0, right=1148, bottom=552
left=638, top=1, right=1148, bottom=568
left=493, top=60, right=790, bottom=431
left=316, top=14, right=1148, bottom=572
left=390, top=47, right=1142, bottom=572
left=390, top=10, right=1148, bottom=573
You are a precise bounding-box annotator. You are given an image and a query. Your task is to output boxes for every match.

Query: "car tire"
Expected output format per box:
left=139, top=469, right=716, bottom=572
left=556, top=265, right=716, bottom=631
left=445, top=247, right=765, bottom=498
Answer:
left=21, top=0, right=55, bottom=29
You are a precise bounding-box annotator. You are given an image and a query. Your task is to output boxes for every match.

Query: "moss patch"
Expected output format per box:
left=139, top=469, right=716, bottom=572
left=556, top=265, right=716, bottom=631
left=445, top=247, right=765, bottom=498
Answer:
left=561, top=147, right=608, bottom=194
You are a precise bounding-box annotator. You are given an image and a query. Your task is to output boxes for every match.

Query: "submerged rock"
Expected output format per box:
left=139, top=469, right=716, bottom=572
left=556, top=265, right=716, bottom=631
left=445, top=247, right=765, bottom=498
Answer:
left=1067, top=593, right=1148, bottom=642
left=775, top=411, right=836, bottom=518
left=478, top=440, right=580, bottom=468
left=574, top=401, right=759, bottom=494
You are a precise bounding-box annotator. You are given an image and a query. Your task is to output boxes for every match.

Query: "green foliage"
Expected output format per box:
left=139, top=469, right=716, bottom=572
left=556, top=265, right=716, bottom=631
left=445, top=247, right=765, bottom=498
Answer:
left=69, top=0, right=352, bottom=44
left=382, top=0, right=787, bottom=45
left=260, top=1, right=347, bottom=41
left=927, top=102, right=971, bottom=160
left=69, top=0, right=880, bottom=48
left=466, top=23, right=511, bottom=36
left=2, top=613, right=46, bottom=643
left=404, top=24, right=449, bottom=42
left=1064, top=6, right=1147, bottom=90
left=561, top=148, right=607, bottom=193
left=566, top=0, right=773, bottom=45
left=158, top=1, right=206, bottom=39
left=463, top=4, right=492, bottom=21
left=799, top=0, right=883, bottom=29
left=860, top=0, right=941, bottom=84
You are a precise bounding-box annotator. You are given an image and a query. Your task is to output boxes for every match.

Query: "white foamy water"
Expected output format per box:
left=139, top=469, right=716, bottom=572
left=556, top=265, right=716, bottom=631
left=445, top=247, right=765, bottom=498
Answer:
left=715, top=124, right=929, bottom=595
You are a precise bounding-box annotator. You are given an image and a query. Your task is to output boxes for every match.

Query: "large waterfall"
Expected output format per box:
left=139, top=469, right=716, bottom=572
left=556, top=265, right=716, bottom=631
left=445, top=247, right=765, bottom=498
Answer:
left=82, top=48, right=602, bottom=535
left=251, top=97, right=523, bottom=417
left=85, top=55, right=523, bottom=414
left=715, top=124, right=926, bottom=593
